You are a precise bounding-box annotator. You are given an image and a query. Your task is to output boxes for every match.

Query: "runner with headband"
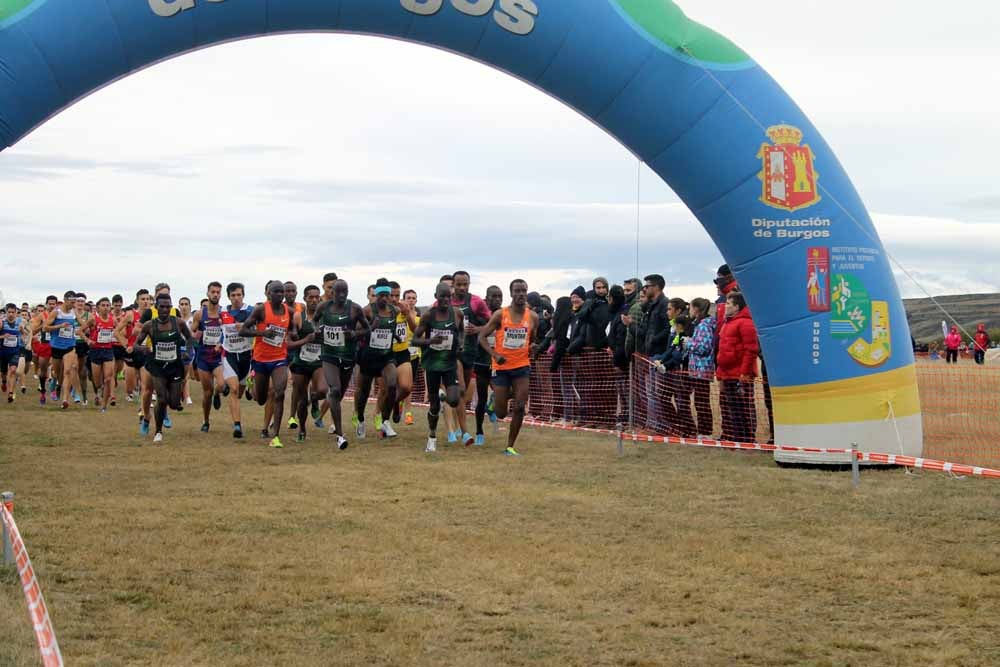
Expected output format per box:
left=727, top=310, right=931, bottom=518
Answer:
left=134, top=293, right=195, bottom=444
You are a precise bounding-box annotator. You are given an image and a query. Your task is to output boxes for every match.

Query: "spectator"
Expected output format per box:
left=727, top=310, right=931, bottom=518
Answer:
left=638, top=274, right=670, bottom=357
left=713, top=264, right=739, bottom=336
left=716, top=291, right=759, bottom=443
left=566, top=286, right=587, bottom=354
left=945, top=326, right=961, bottom=364
left=528, top=292, right=552, bottom=343
left=573, top=277, right=611, bottom=351
left=653, top=312, right=694, bottom=435
left=974, top=324, right=989, bottom=365
left=607, top=285, right=630, bottom=424
left=623, top=282, right=646, bottom=359
left=687, top=297, right=716, bottom=438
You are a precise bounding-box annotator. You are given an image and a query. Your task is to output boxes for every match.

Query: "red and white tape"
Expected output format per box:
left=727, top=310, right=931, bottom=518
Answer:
left=1, top=500, right=63, bottom=667
left=518, top=418, right=1000, bottom=480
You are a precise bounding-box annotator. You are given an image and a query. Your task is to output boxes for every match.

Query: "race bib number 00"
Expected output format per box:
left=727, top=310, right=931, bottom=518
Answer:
left=395, top=322, right=408, bottom=342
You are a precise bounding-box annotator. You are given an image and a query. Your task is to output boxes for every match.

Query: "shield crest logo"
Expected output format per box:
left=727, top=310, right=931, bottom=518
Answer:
left=757, top=125, right=821, bottom=212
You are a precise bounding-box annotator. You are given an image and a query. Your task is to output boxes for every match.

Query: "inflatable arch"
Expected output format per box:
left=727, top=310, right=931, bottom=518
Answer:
left=0, top=0, right=921, bottom=460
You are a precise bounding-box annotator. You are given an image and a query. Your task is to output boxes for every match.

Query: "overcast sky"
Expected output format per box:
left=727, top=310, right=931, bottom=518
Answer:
left=1, top=1, right=998, bottom=307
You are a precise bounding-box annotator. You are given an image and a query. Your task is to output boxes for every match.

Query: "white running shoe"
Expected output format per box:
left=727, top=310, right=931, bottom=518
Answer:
left=356, top=421, right=366, bottom=439
left=425, top=437, right=437, bottom=453
left=186, top=396, right=193, bottom=406
left=381, top=421, right=398, bottom=439
left=328, top=424, right=338, bottom=435
left=153, top=433, right=164, bottom=444
left=337, top=436, right=349, bottom=451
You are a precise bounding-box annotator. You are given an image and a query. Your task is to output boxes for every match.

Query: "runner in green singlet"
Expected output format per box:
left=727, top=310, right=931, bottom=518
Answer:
left=410, top=282, right=465, bottom=453
left=314, top=279, right=368, bottom=450
left=356, top=278, right=403, bottom=441
left=288, top=285, right=325, bottom=444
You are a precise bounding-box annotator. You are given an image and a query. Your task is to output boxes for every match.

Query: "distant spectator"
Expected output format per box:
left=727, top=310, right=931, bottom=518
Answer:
left=623, top=283, right=646, bottom=358
left=945, top=326, right=961, bottom=364
left=566, top=286, right=587, bottom=355
left=687, top=297, right=716, bottom=438
left=653, top=311, right=694, bottom=435
left=607, top=285, right=630, bottom=424
left=974, top=324, right=990, bottom=365
left=528, top=292, right=552, bottom=342
left=717, top=291, right=759, bottom=442
left=713, top=264, right=739, bottom=336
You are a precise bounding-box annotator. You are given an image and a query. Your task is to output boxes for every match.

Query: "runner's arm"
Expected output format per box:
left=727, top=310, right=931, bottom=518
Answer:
left=238, top=305, right=266, bottom=337
left=348, top=304, right=371, bottom=341
left=409, top=312, right=439, bottom=347
left=454, top=306, right=466, bottom=350
left=177, top=320, right=197, bottom=349
left=133, top=322, right=153, bottom=349
left=478, top=310, right=503, bottom=357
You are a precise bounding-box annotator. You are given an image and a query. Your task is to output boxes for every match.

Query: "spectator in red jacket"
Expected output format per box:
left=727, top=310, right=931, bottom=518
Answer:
left=973, top=324, right=990, bottom=365
left=716, top=291, right=759, bottom=442
left=945, top=326, right=961, bottom=364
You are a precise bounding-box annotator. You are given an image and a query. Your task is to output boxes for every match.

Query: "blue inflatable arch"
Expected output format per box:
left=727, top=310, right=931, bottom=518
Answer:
left=0, top=0, right=921, bottom=459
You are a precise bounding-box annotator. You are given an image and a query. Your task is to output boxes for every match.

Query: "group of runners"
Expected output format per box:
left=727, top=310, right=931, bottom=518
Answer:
left=3, top=272, right=538, bottom=455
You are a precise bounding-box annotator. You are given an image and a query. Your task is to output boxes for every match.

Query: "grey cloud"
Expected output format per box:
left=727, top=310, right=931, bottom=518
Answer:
left=257, top=177, right=460, bottom=203
left=0, top=152, right=196, bottom=181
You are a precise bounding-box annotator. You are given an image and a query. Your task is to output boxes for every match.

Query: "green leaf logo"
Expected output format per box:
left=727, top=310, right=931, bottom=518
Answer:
left=0, top=0, right=38, bottom=24
left=609, top=0, right=750, bottom=66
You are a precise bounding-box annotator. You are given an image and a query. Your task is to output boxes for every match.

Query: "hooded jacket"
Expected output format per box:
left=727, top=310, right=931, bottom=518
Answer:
left=716, top=308, right=759, bottom=380
left=974, top=325, right=990, bottom=352
left=945, top=327, right=962, bottom=351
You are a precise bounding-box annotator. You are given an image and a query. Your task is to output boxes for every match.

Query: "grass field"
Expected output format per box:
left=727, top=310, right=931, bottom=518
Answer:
left=2, top=387, right=1000, bottom=666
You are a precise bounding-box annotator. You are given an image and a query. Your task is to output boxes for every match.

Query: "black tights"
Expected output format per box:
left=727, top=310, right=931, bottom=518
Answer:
left=468, top=365, right=491, bottom=435
left=426, top=369, right=460, bottom=437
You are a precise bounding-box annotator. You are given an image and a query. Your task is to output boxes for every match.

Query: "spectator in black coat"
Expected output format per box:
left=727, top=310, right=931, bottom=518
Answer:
left=573, top=277, right=611, bottom=351
left=639, top=274, right=671, bottom=357
left=607, top=285, right=630, bottom=425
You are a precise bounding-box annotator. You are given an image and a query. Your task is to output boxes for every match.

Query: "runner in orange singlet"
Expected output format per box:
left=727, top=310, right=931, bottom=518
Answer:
left=240, top=280, right=295, bottom=449
left=478, top=278, right=539, bottom=456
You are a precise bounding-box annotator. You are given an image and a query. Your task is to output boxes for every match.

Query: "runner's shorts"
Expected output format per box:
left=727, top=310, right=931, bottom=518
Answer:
left=223, top=352, right=252, bottom=383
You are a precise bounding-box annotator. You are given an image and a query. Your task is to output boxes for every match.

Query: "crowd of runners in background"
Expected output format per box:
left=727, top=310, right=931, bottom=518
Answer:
left=1, top=272, right=537, bottom=456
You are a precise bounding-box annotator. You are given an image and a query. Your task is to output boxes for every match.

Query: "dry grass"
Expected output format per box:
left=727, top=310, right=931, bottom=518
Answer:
left=2, top=387, right=1000, bottom=666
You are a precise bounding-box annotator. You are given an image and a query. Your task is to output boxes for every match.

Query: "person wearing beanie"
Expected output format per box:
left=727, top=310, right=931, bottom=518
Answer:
left=714, top=264, right=739, bottom=337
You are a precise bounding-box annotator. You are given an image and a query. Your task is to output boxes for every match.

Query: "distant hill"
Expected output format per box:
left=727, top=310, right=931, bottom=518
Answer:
left=904, top=293, right=1000, bottom=342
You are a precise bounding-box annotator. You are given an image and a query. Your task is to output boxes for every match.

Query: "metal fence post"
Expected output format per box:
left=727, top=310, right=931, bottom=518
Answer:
left=2, top=491, right=13, bottom=566
left=851, top=444, right=860, bottom=488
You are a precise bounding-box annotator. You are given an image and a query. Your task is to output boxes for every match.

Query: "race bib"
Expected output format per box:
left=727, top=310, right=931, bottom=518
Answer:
left=58, top=326, right=75, bottom=339
left=430, top=330, right=454, bottom=352
left=300, top=343, right=322, bottom=363
left=324, top=326, right=345, bottom=348
left=3, top=334, right=17, bottom=348
left=97, top=328, right=115, bottom=344
left=203, top=325, right=223, bottom=346
left=370, top=328, right=392, bottom=351
left=263, top=325, right=286, bottom=347
left=155, top=342, right=177, bottom=362
left=395, top=322, right=408, bottom=342
left=222, top=324, right=252, bottom=353
left=504, top=327, right=528, bottom=350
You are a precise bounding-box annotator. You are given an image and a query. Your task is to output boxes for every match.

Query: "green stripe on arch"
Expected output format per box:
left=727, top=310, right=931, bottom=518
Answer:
left=611, top=0, right=750, bottom=66
left=0, top=0, right=34, bottom=22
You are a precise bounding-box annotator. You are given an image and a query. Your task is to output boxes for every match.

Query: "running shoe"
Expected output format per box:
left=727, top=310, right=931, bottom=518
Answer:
left=310, top=400, right=320, bottom=421
left=381, top=421, right=398, bottom=439
left=356, top=420, right=366, bottom=440
left=504, top=446, right=520, bottom=457
left=233, top=423, right=243, bottom=439
left=314, top=418, right=325, bottom=429
left=337, top=435, right=349, bottom=451
left=200, top=422, right=210, bottom=433
left=50, top=390, right=58, bottom=402
left=213, top=392, right=221, bottom=411
left=153, top=432, right=163, bottom=444
left=222, top=384, right=231, bottom=397
left=39, top=392, right=45, bottom=406
left=163, top=414, right=172, bottom=429
left=99, top=407, right=107, bottom=414
left=7, top=392, right=13, bottom=403
left=110, top=397, right=116, bottom=407
left=404, top=411, right=414, bottom=426
left=373, top=413, right=383, bottom=431
left=462, top=432, right=474, bottom=447
left=269, top=437, right=284, bottom=449
left=296, top=431, right=306, bottom=443
left=126, top=393, right=133, bottom=403
left=447, top=430, right=458, bottom=444
left=288, top=417, right=299, bottom=431
left=328, top=424, right=338, bottom=435
left=61, top=400, right=69, bottom=410
left=260, top=429, right=270, bottom=439
left=351, top=414, right=359, bottom=430
left=186, top=396, right=193, bottom=406
left=475, top=434, right=485, bottom=446
left=20, top=386, right=26, bottom=395
left=425, top=437, right=437, bottom=453
left=140, top=419, right=150, bottom=436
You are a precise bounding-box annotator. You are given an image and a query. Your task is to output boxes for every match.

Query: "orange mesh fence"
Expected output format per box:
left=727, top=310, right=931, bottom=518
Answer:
left=916, top=361, right=1000, bottom=469
left=525, top=351, right=624, bottom=428
left=629, top=355, right=774, bottom=443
